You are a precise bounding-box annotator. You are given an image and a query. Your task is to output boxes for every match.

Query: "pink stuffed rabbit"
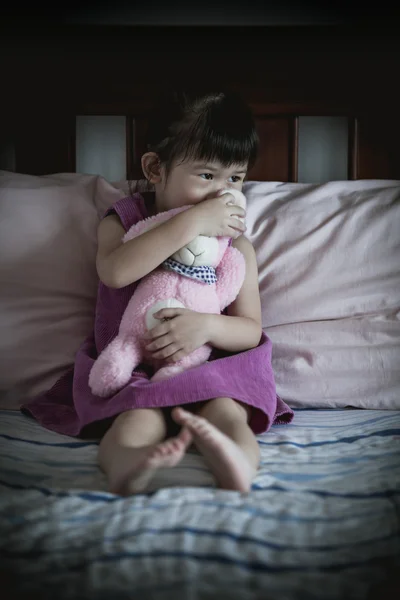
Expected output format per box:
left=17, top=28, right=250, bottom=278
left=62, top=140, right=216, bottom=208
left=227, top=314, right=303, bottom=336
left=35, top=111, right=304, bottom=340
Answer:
left=89, top=189, right=247, bottom=397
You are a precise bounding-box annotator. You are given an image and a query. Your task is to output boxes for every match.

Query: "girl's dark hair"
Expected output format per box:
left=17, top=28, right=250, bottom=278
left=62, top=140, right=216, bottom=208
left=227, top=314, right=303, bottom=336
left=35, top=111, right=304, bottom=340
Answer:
left=144, top=90, right=259, bottom=179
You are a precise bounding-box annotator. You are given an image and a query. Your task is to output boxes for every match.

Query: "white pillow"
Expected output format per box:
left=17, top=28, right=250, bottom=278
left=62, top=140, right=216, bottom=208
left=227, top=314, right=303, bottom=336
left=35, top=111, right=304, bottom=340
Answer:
left=243, top=179, right=400, bottom=409
left=0, top=171, right=128, bottom=409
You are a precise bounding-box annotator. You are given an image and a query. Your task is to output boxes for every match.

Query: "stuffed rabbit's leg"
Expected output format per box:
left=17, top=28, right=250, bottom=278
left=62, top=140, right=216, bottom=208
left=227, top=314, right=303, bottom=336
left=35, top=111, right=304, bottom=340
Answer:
left=151, top=344, right=212, bottom=382
left=89, top=335, right=142, bottom=398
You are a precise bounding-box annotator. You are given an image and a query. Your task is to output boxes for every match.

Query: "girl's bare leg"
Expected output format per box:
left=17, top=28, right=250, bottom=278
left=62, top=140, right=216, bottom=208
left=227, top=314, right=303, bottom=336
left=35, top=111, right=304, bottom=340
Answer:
left=98, top=408, right=192, bottom=496
left=172, top=397, right=260, bottom=493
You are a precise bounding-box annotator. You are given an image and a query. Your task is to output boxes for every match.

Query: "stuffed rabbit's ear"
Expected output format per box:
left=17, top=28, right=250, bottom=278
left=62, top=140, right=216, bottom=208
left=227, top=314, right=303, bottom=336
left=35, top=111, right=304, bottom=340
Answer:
left=215, top=237, right=231, bottom=265
left=218, top=188, right=247, bottom=210
left=123, top=205, right=193, bottom=243
left=122, top=215, right=161, bottom=242
left=218, top=189, right=247, bottom=234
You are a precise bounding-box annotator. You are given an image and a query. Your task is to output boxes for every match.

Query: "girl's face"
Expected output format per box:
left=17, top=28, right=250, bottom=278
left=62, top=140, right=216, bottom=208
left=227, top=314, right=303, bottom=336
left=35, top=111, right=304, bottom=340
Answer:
left=155, top=158, right=248, bottom=213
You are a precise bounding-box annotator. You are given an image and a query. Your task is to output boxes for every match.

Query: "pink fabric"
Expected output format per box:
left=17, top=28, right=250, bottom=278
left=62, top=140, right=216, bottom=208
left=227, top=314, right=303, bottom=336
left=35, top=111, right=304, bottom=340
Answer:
left=22, top=192, right=294, bottom=436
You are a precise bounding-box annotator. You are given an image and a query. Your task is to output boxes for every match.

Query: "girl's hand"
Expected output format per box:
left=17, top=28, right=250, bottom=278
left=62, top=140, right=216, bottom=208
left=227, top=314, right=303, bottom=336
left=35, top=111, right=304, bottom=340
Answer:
left=191, top=193, right=246, bottom=238
left=144, top=308, right=211, bottom=363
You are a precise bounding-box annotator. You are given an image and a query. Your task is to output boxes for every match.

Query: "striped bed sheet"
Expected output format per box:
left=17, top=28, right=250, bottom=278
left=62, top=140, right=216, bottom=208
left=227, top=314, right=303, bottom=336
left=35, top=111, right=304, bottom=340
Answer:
left=0, top=407, right=399, bottom=600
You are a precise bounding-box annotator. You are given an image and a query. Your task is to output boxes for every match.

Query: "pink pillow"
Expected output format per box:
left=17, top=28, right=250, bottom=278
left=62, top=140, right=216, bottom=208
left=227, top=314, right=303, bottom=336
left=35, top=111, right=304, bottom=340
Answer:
left=2, top=172, right=399, bottom=412
left=243, top=179, right=400, bottom=409
left=0, top=171, right=129, bottom=409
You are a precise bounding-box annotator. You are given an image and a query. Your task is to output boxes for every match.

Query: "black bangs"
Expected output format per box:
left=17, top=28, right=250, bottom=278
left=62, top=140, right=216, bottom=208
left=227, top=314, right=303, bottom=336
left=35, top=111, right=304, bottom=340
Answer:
left=146, top=91, right=259, bottom=175
left=177, top=93, right=259, bottom=170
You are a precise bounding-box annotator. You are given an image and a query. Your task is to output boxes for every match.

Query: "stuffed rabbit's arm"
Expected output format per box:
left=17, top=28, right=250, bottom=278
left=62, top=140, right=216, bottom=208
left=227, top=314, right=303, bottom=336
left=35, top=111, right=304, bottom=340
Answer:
left=215, top=246, right=246, bottom=311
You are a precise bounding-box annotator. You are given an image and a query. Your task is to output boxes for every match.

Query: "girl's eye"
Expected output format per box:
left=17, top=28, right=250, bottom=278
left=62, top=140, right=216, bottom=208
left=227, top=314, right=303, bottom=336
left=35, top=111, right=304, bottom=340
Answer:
left=199, top=173, right=243, bottom=182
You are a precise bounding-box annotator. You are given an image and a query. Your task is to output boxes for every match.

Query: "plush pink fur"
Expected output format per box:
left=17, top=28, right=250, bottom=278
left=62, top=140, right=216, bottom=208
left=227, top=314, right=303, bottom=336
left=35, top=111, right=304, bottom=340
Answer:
left=89, top=194, right=246, bottom=397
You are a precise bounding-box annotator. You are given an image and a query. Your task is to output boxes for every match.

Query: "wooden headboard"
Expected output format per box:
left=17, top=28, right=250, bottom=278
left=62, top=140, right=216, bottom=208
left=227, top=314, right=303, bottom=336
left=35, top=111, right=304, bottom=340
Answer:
left=2, top=24, right=400, bottom=181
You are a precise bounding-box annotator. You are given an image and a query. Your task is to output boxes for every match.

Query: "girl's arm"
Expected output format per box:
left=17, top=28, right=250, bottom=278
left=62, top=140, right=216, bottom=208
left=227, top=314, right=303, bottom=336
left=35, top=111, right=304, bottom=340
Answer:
left=96, top=195, right=246, bottom=289
left=96, top=210, right=200, bottom=289
left=205, top=235, right=263, bottom=352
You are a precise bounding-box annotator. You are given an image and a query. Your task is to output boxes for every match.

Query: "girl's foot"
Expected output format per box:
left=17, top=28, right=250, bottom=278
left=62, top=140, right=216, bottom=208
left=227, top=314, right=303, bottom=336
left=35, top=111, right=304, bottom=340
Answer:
left=171, top=407, right=255, bottom=493
left=110, top=427, right=193, bottom=496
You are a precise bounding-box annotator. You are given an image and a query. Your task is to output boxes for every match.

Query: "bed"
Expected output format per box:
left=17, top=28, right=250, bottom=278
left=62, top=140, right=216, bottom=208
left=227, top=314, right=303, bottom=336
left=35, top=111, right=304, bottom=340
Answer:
left=1, top=23, right=400, bottom=600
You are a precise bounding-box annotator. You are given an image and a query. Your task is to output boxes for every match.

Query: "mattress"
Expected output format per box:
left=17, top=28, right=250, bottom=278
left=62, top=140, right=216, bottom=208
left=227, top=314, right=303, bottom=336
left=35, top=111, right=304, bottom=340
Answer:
left=1, top=407, right=399, bottom=599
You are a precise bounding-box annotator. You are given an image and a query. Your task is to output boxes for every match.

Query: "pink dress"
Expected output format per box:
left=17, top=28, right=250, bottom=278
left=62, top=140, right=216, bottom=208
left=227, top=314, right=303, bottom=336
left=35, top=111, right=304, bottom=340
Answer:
left=22, top=192, right=294, bottom=436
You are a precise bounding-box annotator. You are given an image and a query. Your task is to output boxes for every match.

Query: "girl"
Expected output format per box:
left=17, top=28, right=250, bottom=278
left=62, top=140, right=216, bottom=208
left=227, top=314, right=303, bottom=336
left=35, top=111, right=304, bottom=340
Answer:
left=22, top=90, right=293, bottom=496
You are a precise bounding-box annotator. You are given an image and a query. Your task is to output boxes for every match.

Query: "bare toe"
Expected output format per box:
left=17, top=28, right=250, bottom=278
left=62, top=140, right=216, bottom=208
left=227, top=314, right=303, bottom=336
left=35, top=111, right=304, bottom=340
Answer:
left=177, top=425, right=193, bottom=447
left=113, top=428, right=193, bottom=496
left=171, top=406, right=187, bottom=425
